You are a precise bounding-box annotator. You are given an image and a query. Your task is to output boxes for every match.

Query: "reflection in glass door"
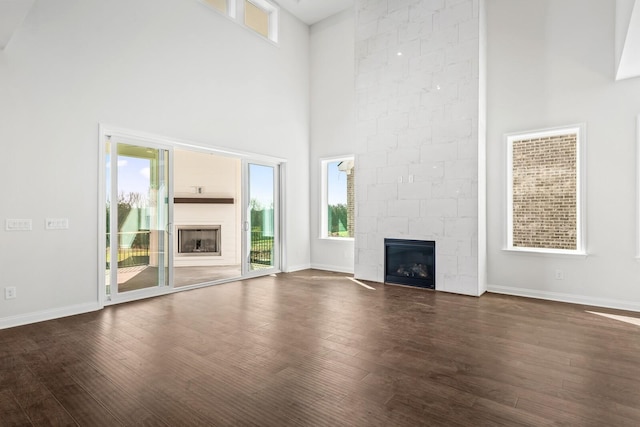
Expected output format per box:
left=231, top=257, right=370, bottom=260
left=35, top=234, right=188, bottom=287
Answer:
left=247, top=163, right=278, bottom=272
left=106, top=139, right=170, bottom=299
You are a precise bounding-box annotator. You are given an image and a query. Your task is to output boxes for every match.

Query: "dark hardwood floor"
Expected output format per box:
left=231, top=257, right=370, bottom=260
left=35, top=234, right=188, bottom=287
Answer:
left=2, top=269, right=640, bottom=426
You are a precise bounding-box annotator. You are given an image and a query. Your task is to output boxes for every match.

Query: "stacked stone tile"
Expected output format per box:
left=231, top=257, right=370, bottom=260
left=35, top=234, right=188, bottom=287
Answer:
left=354, top=0, right=483, bottom=295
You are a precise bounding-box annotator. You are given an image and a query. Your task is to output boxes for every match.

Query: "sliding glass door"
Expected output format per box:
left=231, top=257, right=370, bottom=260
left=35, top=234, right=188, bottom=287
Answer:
left=101, top=129, right=283, bottom=304
left=105, top=137, right=172, bottom=301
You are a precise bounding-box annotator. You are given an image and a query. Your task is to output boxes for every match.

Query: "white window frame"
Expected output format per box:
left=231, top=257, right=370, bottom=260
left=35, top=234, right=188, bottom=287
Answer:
left=636, top=115, right=640, bottom=258
left=198, top=0, right=278, bottom=43
left=320, top=155, right=355, bottom=240
left=505, top=124, right=587, bottom=255
left=200, top=0, right=237, bottom=19
left=239, top=0, right=278, bottom=43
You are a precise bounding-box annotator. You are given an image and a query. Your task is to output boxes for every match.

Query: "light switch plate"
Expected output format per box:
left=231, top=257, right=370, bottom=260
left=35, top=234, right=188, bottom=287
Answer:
left=46, top=218, right=69, bottom=230
left=6, top=219, right=32, bottom=231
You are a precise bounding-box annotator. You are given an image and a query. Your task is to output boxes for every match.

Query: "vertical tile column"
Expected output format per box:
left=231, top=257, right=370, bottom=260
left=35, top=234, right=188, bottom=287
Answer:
left=354, top=0, right=483, bottom=295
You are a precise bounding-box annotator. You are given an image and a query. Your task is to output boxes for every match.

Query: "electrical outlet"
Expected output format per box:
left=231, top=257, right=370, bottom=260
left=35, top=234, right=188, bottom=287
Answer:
left=555, top=270, right=564, bottom=280
left=5, top=287, right=16, bottom=300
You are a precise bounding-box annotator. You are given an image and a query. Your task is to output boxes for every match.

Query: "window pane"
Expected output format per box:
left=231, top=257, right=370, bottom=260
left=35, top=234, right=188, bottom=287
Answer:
left=105, top=140, right=111, bottom=296
left=327, top=160, right=354, bottom=238
left=115, top=144, right=170, bottom=293
left=245, top=0, right=269, bottom=38
left=204, top=0, right=227, bottom=13
left=511, top=133, right=577, bottom=250
left=249, top=163, right=275, bottom=270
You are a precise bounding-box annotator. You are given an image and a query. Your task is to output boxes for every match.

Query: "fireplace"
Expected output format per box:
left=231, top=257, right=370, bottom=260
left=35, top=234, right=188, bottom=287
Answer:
left=384, top=239, right=435, bottom=289
left=177, top=226, right=221, bottom=256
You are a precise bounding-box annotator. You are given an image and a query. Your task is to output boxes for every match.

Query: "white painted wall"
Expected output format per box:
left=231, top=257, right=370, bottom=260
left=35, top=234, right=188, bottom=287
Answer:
left=0, top=0, right=310, bottom=327
left=478, top=0, right=488, bottom=295
left=173, top=150, right=241, bottom=267
left=309, top=9, right=356, bottom=273
left=487, top=0, right=640, bottom=311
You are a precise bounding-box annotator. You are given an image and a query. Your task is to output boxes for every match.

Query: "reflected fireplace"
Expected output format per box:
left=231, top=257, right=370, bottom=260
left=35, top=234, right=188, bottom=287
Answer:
left=177, top=226, right=221, bottom=256
left=384, top=239, right=435, bottom=289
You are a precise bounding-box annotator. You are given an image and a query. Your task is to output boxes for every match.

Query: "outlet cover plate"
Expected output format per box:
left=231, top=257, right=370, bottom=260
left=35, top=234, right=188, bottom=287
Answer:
left=5, top=287, right=16, bottom=300
left=46, top=218, right=69, bottom=230
left=6, top=219, right=32, bottom=231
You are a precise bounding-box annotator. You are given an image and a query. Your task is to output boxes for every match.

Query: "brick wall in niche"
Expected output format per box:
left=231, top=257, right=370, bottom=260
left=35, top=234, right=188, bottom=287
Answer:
left=512, top=134, right=577, bottom=250
left=347, top=169, right=355, bottom=238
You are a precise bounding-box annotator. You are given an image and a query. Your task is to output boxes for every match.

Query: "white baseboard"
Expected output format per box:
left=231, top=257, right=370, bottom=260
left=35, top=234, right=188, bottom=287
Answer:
left=0, top=302, right=101, bottom=330
left=310, top=263, right=354, bottom=274
left=283, top=264, right=311, bottom=273
left=487, top=284, right=640, bottom=313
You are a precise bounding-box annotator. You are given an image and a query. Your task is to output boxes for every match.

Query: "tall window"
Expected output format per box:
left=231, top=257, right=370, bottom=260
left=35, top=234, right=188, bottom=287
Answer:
left=506, top=125, right=585, bottom=253
left=321, top=157, right=355, bottom=239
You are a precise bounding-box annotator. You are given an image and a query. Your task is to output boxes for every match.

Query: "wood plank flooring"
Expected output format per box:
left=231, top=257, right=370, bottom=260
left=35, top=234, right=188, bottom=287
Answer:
left=2, top=269, right=640, bottom=426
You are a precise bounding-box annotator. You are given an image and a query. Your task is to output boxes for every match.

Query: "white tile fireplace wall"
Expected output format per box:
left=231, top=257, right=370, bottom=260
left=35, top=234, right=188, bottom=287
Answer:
left=354, top=0, right=486, bottom=296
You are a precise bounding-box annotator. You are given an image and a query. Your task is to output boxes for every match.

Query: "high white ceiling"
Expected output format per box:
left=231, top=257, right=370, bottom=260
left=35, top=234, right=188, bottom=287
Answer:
left=616, top=0, right=640, bottom=80
left=2, top=0, right=638, bottom=80
left=0, top=0, right=34, bottom=49
left=276, top=0, right=353, bottom=25
left=0, top=0, right=352, bottom=51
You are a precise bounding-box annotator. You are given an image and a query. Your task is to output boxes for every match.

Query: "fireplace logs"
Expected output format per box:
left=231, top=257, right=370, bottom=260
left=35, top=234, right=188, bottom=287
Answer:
left=396, top=263, right=430, bottom=279
left=384, top=239, right=435, bottom=289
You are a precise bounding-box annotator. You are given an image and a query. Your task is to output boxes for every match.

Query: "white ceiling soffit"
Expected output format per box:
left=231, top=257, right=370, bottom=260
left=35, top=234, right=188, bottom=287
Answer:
left=0, top=0, right=35, bottom=50
left=616, top=0, right=640, bottom=80
left=275, top=0, right=353, bottom=25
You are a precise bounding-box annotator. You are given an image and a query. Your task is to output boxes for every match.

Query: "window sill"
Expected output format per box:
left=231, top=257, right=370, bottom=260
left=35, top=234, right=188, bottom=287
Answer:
left=320, top=237, right=355, bottom=242
left=502, top=247, right=588, bottom=258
